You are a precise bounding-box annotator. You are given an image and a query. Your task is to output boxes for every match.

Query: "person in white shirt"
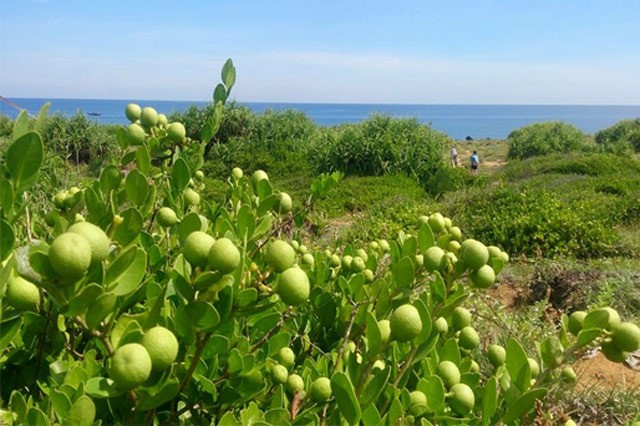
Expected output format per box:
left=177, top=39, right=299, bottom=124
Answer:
left=450, top=147, right=458, bottom=167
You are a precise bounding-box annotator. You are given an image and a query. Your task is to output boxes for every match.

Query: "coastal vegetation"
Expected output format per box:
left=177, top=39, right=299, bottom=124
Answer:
left=1, top=61, right=640, bottom=425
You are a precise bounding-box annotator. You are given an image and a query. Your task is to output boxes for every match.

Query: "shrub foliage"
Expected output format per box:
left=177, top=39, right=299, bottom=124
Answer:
left=507, top=121, right=590, bottom=160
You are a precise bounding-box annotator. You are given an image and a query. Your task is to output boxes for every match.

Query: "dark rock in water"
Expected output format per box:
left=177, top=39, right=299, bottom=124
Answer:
left=465, top=136, right=473, bottom=141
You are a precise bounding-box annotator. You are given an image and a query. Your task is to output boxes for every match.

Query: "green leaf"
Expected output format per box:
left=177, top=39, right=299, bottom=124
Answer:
left=0, top=219, right=15, bottom=261
left=360, top=366, right=390, bottom=409
left=113, top=208, right=143, bottom=247
left=218, top=411, right=241, bottom=426
left=583, top=309, right=610, bottom=330
left=0, top=317, right=23, bottom=351
left=135, top=145, right=151, bottom=175
left=430, top=271, right=447, bottom=303
left=26, top=407, right=50, bottom=426
left=482, top=376, right=498, bottom=425
left=540, top=336, right=564, bottom=369
left=506, top=338, right=531, bottom=392
left=394, top=256, right=414, bottom=288
left=178, top=212, right=207, bottom=242
left=221, top=58, right=236, bottom=90
left=34, top=102, right=50, bottom=132
left=236, top=205, right=255, bottom=240
left=413, top=298, right=432, bottom=345
left=85, top=377, right=124, bottom=398
left=502, top=388, right=547, bottom=424
left=85, top=293, right=117, bottom=330
left=12, top=109, right=30, bottom=141
left=418, top=222, right=435, bottom=252
left=251, top=215, right=273, bottom=240
left=264, top=408, right=289, bottom=425
left=440, top=338, right=461, bottom=365
left=488, top=257, right=505, bottom=275
left=136, top=379, right=179, bottom=411
left=256, top=193, right=279, bottom=217
left=171, top=158, right=191, bottom=193
left=7, top=131, right=43, bottom=192
left=331, top=372, right=361, bottom=425
left=402, top=235, right=417, bottom=257
left=63, top=395, right=96, bottom=426
left=65, top=283, right=103, bottom=316
left=186, top=301, right=221, bottom=331
left=365, top=312, right=382, bottom=355
left=256, top=179, right=273, bottom=199
left=9, top=390, right=28, bottom=423
left=0, top=178, right=14, bottom=213
left=422, top=375, right=446, bottom=413
left=105, top=247, right=147, bottom=296
left=99, top=164, right=122, bottom=194
left=577, top=328, right=602, bottom=348
left=50, top=389, right=72, bottom=420
left=213, top=83, right=227, bottom=105
left=125, top=169, right=149, bottom=207
left=361, top=404, right=381, bottom=426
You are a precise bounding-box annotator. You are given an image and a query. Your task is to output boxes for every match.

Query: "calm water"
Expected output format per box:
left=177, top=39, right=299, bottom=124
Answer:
left=2, top=97, right=640, bottom=140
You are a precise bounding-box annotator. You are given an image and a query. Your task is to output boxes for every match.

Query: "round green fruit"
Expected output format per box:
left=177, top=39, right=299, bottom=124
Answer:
left=183, top=188, right=201, bottom=206
left=156, top=207, right=178, bottom=227
left=469, top=264, right=496, bottom=288
left=435, top=317, right=449, bottom=334
left=183, top=231, right=216, bottom=268
left=428, top=212, right=445, bottom=233
left=378, top=319, right=391, bottom=345
left=561, top=366, right=577, bottom=383
left=460, top=239, right=489, bottom=270
left=157, top=114, right=168, bottom=126
left=451, top=307, right=472, bottom=331
left=309, top=377, right=332, bottom=402
left=6, top=275, right=40, bottom=311
left=449, top=383, right=475, bottom=415
left=271, top=364, right=289, bottom=384
left=232, top=167, right=243, bottom=179
left=329, top=254, right=341, bottom=267
left=444, top=217, right=452, bottom=229
left=487, top=344, right=506, bottom=368
left=141, top=326, right=179, bottom=372
left=287, top=374, right=304, bottom=394
left=297, top=245, right=308, bottom=255
left=128, top=123, right=146, bottom=144
left=470, top=360, right=480, bottom=373
left=487, top=246, right=502, bottom=259
left=167, top=122, right=186, bottom=143
left=458, top=326, right=480, bottom=350
left=568, top=311, right=587, bottom=336
left=355, top=249, right=369, bottom=262
left=278, top=192, right=292, bottom=213
left=125, top=103, right=142, bottom=122
left=424, top=246, right=445, bottom=272
left=53, top=191, right=68, bottom=209
left=251, top=170, right=269, bottom=188
left=415, top=254, right=424, bottom=267
left=342, top=255, right=353, bottom=270
left=67, top=222, right=110, bottom=262
left=390, top=304, right=422, bottom=342
left=265, top=240, right=296, bottom=272
left=528, top=358, right=540, bottom=378
left=351, top=256, right=366, bottom=273
left=449, top=226, right=462, bottom=241
left=363, top=269, right=375, bottom=283
left=109, top=343, right=152, bottom=390
left=277, top=347, right=295, bottom=368
left=208, top=238, right=241, bottom=274
left=601, top=339, right=628, bottom=363
left=409, top=390, right=428, bottom=416
left=277, top=267, right=310, bottom=306
left=49, top=233, right=92, bottom=281
left=194, top=170, right=204, bottom=181
left=302, top=253, right=314, bottom=267
left=448, top=240, right=461, bottom=254
left=602, top=307, right=621, bottom=331
left=437, top=360, right=461, bottom=388
left=139, top=107, right=159, bottom=128
left=379, top=239, right=390, bottom=252
left=612, top=322, right=640, bottom=352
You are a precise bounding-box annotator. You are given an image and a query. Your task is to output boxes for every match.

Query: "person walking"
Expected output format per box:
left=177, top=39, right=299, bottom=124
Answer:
left=470, top=150, right=480, bottom=175
left=450, top=147, right=458, bottom=167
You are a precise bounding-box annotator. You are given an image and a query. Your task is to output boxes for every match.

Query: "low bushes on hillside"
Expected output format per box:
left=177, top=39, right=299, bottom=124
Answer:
left=507, top=121, right=590, bottom=160
left=595, top=118, right=640, bottom=153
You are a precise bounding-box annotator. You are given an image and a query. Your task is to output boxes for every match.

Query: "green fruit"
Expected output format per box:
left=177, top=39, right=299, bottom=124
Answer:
left=451, top=307, right=472, bottom=331
left=309, top=377, right=332, bottom=402
left=602, top=307, right=621, bottom=331
left=444, top=217, right=452, bottom=229
left=278, top=192, right=292, bottom=213
left=561, top=366, right=577, bottom=383
left=297, top=245, right=308, bottom=255
left=437, top=360, right=461, bottom=388
left=379, top=239, right=390, bottom=252
left=601, top=339, right=628, bottom=363
left=449, top=383, right=475, bottom=415
left=612, top=322, right=640, bottom=352
left=251, top=170, right=269, bottom=188
left=564, top=420, right=577, bottom=426
left=67, top=222, right=110, bottom=262
left=428, top=212, right=445, bottom=233
left=409, top=390, right=428, bottom=416
left=418, top=215, right=429, bottom=225
left=287, top=374, right=304, bottom=394
left=183, top=231, right=216, bottom=268
left=109, top=343, right=152, bottom=390
left=265, top=240, right=296, bottom=272
left=449, top=226, right=462, bottom=241
left=167, top=122, right=186, bottom=143
left=355, top=249, right=368, bottom=262
left=302, top=253, right=315, bottom=267
left=435, top=317, right=449, bottom=334
left=232, top=167, right=243, bottom=179
left=157, top=114, right=168, bottom=126
left=487, top=344, right=506, bottom=368
left=541, top=337, right=564, bottom=369
left=271, top=364, right=289, bottom=384
left=330, top=254, right=341, bottom=267
left=208, top=238, right=241, bottom=274
left=458, top=326, right=480, bottom=350
left=373, top=360, right=385, bottom=370
left=342, top=255, right=353, bottom=270
left=470, top=360, right=480, bottom=373
left=53, top=191, right=68, bottom=209
left=128, top=123, right=146, bottom=144
left=499, top=251, right=509, bottom=263
left=568, top=311, right=587, bottom=336
left=125, top=103, right=142, bottom=122
left=390, top=304, right=422, bottom=342
left=277, top=347, right=295, bottom=368
left=49, top=233, right=92, bottom=281
left=424, top=246, right=445, bottom=272
left=140, top=107, right=158, bottom=127
left=415, top=254, right=424, bottom=267
left=156, top=207, right=178, bottom=227
left=6, top=275, right=40, bottom=311
left=369, top=241, right=380, bottom=251
left=378, top=319, right=391, bottom=345
left=277, top=267, right=310, bottom=306
left=351, top=256, right=366, bottom=273
left=469, top=264, right=496, bottom=288
left=141, top=326, right=179, bottom=372
left=447, top=240, right=461, bottom=254
left=528, top=358, right=540, bottom=378
left=194, top=170, right=204, bottom=180
left=363, top=269, right=375, bottom=283
left=183, top=188, right=200, bottom=206
left=460, top=239, right=489, bottom=270
left=487, top=246, right=502, bottom=259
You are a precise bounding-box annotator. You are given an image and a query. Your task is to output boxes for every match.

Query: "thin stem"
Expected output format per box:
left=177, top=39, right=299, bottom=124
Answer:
left=178, top=331, right=212, bottom=393
left=393, top=344, right=419, bottom=387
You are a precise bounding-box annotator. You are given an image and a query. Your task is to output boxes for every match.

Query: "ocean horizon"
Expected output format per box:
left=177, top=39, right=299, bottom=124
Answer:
left=2, top=97, right=640, bottom=140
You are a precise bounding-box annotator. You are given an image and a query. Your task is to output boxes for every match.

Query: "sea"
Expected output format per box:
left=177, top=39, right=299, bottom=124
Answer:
left=2, top=97, right=640, bottom=140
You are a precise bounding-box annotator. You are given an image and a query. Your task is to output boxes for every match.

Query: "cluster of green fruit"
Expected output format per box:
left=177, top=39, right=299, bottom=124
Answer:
left=124, top=103, right=186, bottom=146
left=268, top=348, right=332, bottom=403
left=52, top=186, right=83, bottom=211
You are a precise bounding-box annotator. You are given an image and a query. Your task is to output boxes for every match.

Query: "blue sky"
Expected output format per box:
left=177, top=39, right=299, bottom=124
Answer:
left=1, top=0, right=639, bottom=104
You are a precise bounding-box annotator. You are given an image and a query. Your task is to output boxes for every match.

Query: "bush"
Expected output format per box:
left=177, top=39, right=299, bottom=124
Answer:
left=595, top=118, right=640, bottom=153
left=507, top=121, right=590, bottom=160
left=0, top=114, right=13, bottom=137
left=425, top=166, right=486, bottom=196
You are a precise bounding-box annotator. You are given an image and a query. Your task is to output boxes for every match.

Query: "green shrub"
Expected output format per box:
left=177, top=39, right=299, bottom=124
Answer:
left=426, top=166, right=486, bottom=196
left=595, top=118, right=640, bottom=153
left=0, top=114, right=13, bottom=137
left=507, top=121, right=590, bottom=160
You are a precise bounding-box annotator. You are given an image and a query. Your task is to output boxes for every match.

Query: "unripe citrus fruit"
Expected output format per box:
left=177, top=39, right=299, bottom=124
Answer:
left=49, top=233, right=92, bottom=281
left=449, top=226, right=462, bottom=241
left=329, top=254, right=341, bottom=267
left=444, top=217, right=452, bottom=229
left=271, top=364, right=289, bottom=384
left=6, top=275, right=40, bottom=311
left=125, top=103, right=142, bottom=122
left=157, top=113, right=168, bottom=126
left=470, top=360, right=480, bottom=373
left=309, top=377, right=332, bottom=402
left=499, top=251, right=509, bottom=263
left=369, top=241, right=379, bottom=251
left=341, top=255, right=353, bottom=270
left=390, top=304, right=422, bottom=342
left=141, top=326, right=179, bottom=372
left=167, top=122, right=186, bottom=143
left=487, top=344, right=506, bottom=368
left=415, top=254, right=424, bottom=267
left=612, top=322, right=640, bottom=352
left=409, top=390, right=428, bottom=416
left=459, top=326, right=480, bottom=350
left=435, top=317, right=449, bottom=334
left=378, top=319, right=391, bottom=345
left=251, top=170, right=269, bottom=188
left=156, top=207, right=178, bottom=227
left=302, top=253, right=315, bottom=267
left=183, top=231, right=215, bottom=268
left=351, top=256, right=365, bottom=273
left=561, top=366, right=577, bottom=383
left=277, top=267, right=310, bottom=306
left=602, top=307, right=621, bottom=331
left=460, top=239, right=489, bottom=270
left=53, top=191, right=68, bottom=208
left=437, top=360, right=461, bottom=388
left=379, top=239, right=390, bottom=252
left=232, top=167, right=243, bottom=179
left=297, top=245, right=308, bottom=255
left=528, top=358, right=540, bottom=378
left=278, top=192, right=292, bottom=213
left=469, top=264, right=496, bottom=288
left=373, top=360, right=385, bottom=370
left=109, top=343, right=152, bottom=390
left=140, top=107, right=158, bottom=128
left=601, top=338, right=628, bottom=363
left=568, top=311, right=587, bottom=336
left=183, top=188, right=200, bottom=206
left=452, top=307, right=472, bottom=331
left=424, top=246, right=445, bottom=272
left=363, top=269, right=375, bottom=283
left=287, top=374, right=304, bottom=394
left=564, top=420, right=577, bottom=426
left=208, top=238, right=241, bottom=274
left=449, top=383, right=475, bottom=415
left=428, top=212, right=445, bottom=233
left=418, top=215, right=429, bottom=225
left=265, top=240, right=296, bottom=272
left=355, top=249, right=368, bottom=262
left=67, top=222, right=110, bottom=262
left=194, top=170, right=204, bottom=181
left=277, top=347, right=295, bottom=368
left=128, top=123, right=146, bottom=145
left=448, top=240, right=461, bottom=254
left=487, top=246, right=502, bottom=259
